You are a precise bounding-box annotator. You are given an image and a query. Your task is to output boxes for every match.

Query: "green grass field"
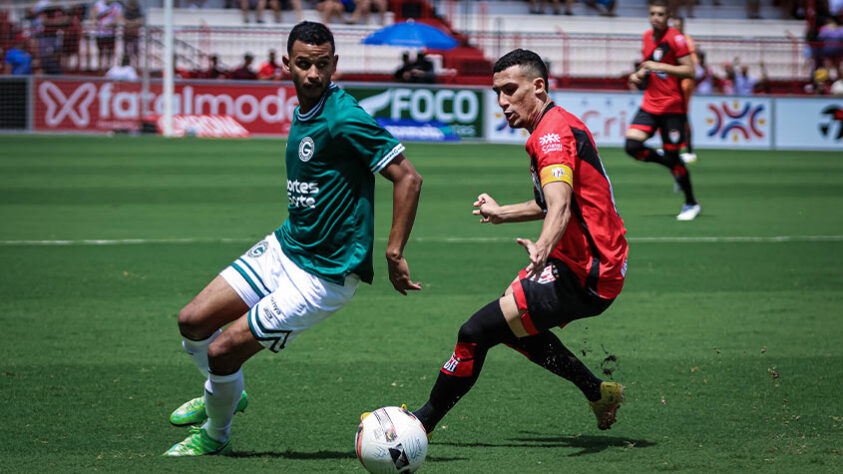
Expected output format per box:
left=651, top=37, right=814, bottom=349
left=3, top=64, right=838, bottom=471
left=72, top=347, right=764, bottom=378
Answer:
left=1, top=135, right=841, bottom=472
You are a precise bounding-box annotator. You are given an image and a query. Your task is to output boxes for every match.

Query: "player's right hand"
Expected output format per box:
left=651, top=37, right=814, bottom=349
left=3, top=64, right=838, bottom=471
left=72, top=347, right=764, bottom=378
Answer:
left=387, top=255, right=422, bottom=295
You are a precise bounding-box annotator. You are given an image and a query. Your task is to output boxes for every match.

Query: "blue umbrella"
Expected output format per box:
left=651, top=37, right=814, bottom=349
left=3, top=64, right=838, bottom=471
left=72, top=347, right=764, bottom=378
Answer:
left=362, top=20, right=458, bottom=50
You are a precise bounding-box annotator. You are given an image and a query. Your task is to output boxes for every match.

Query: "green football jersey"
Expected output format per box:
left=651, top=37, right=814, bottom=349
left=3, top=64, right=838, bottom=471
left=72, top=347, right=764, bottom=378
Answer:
left=276, top=84, right=405, bottom=285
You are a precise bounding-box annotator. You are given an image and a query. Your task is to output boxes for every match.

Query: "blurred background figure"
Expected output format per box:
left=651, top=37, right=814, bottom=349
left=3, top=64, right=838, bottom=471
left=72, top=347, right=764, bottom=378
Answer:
left=231, top=51, right=257, bottom=79
left=257, top=49, right=283, bottom=80
left=316, top=0, right=345, bottom=23
left=694, top=51, right=717, bottom=95
left=529, top=0, right=561, bottom=15
left=394, top=50, right=414, bottom=82
left=348, top=0, right=387, bottom=25
left=89, top=0, right=123, bottom=71
left=106, top=55, right=138, bottom=80
left=203, top=54, right=227, bottom=79
left=3, top=35, right=32, bottom=75
left=123, top=0, right=145, bottom=68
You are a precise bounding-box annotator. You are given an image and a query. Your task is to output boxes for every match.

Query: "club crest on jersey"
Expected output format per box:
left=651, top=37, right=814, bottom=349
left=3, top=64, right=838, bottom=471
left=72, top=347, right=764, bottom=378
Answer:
left=248, top=240, right=268, bottom=258
left=653, top=48, right=663, bottom=62
left=298, top=136, right=315, bottom=162
left=668, top=129, right=680, bottom=144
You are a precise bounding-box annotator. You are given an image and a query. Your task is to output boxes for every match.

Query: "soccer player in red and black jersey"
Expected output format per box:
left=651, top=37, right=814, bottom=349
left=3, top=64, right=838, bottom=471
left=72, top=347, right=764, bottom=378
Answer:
left=410, top=49, right=629, bottom=436
left=625, top=0, right=701, bottom=221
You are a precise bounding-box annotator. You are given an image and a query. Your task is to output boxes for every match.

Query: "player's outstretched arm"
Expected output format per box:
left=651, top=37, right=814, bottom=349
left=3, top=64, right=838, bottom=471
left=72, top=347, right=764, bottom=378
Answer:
left=517, top=181, right=572, bottom=278
left=381, top=154, right=423, bottom=295
left=473, top=193, right=544, bottom=224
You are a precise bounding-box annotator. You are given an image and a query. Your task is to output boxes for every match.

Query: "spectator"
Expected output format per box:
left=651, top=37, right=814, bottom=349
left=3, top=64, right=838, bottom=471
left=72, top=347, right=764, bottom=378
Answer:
left=4, top=35, right=32, bottom=75
left=747, top=0, right=762, bottom=19
left=274, top=0, right=303, bottom=23
left=106, top=55, right=138, bottom=80
left=122, top=0, right=145, bottom=68
left=734, top=59, right=769, bottom=95
left=348, top=0, right=387, bottom=25
left=316, top=0, right=346, bottom=23
left=529, top=0, right=561, bottom=15
left=89, top=0, right=123, bottom=71
left=231, top=52, right=257, bottom=79
left=257, top=49, right=283, bottom=80
left=585, top=0, right=616, bottom=16
left=818, top=16, right=843, bottom=69
left=34, top=0, right=68, bottom=63
left=808, top=67, right=832, bottom=94
left=408, top=50, right=435, bottom=83
left=720, top=61, right=736, bottom=95
left=694, top=51, right=717, bottom=95
left=241, top=0, right=277, bottom=23
left=203, top=54, right=227, bottom=79
left=61, top=4, right=85, bottom=72
left=394, top=51, right=414, bottom=82
left=39, top=47, right=63, bottom=74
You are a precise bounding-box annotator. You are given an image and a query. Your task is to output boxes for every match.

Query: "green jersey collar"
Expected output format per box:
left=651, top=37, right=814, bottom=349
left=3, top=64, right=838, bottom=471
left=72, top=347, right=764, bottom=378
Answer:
left=296, top=83, right=338, bottom=122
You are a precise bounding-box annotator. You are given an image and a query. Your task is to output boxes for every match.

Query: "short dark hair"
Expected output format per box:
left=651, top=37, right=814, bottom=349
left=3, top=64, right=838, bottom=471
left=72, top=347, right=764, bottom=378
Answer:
left=287, top=21, right=335, bottom=55
left=493, top=49, right=548, bottom=87
left=649, top=0, right=669, bottom=7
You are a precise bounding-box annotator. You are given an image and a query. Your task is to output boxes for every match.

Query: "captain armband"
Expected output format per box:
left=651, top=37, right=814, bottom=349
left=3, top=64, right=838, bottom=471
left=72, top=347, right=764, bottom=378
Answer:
left=539, top=164, right=573, bottom=188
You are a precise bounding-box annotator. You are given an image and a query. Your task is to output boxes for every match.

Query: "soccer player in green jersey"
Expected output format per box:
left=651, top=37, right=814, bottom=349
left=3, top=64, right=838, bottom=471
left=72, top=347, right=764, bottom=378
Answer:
left=164, top=21, right=423, bottom=457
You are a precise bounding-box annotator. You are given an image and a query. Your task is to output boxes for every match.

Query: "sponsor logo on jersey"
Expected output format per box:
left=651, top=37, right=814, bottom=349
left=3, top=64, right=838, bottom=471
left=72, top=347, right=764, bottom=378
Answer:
left=287, top=179, right=320, bottom=208
left=653, top=48, right=663, bottom=62
left=298, top=136, right=314, bottom=162
left=539, top=132, right=565, bottom=153
left=248, top=240, right=268, bottom=258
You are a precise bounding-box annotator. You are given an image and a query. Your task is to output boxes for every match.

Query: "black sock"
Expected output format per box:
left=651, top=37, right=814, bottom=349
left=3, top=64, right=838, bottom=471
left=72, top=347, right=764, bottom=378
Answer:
left=414, top=300, right=515, bottom=434
left=667, top=154, right=697, bottom=205
left=508, top=332, right=602, bottom=401
left=625, top=138, right=670, bottom=167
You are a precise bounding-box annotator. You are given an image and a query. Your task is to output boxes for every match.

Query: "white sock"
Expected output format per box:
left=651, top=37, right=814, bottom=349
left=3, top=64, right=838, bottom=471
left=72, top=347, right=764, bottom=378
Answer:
left=202, top=369, right=244, bottom=443
left=181, top=330, right=221, bottom=378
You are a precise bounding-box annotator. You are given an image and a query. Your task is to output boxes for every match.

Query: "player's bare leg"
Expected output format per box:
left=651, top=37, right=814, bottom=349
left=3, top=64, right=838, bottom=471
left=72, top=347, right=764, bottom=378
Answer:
left=169, top=276, right=251, bottom=427
left=165, top=315, right=264, bottom=456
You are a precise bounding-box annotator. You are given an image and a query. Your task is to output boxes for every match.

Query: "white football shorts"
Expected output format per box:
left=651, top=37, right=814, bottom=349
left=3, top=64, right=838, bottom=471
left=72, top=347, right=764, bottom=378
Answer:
left=220, top=233, right=359, bottom=352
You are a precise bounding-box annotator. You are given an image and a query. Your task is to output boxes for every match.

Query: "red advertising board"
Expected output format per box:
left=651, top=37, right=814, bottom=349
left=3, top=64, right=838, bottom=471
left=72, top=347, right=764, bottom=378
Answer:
left=33, top=77, right=298, bottom=135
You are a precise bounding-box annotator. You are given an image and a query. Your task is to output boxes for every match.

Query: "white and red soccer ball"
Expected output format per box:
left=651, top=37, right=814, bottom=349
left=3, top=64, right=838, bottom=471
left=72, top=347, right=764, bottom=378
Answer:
left=356, top=406, right=428, bottom=473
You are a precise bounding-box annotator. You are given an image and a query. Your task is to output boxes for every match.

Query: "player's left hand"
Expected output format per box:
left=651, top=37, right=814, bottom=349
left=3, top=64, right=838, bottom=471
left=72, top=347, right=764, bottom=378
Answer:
left=387, top=256, right=422, bottom=295
left=516, top=238, right=548, bottom=279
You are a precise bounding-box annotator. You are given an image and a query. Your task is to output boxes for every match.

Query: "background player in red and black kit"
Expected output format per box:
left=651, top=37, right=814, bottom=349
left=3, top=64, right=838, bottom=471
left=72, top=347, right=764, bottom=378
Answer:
left=626, top=0, right=701, bottom=221
left=409, top=49, right=629, bottom=436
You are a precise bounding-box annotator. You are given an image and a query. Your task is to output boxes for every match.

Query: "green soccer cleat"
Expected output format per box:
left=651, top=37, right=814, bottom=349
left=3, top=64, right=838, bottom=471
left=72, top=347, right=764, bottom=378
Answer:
left=162, top=427, right=231, bottom=457
left=169, top=390, right=248, bottom=426
left=588, top=381, right=626, bottom=430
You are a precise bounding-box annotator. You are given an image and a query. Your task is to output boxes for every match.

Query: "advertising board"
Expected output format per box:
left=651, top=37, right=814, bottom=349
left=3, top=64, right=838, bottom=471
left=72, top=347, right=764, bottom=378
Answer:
left=33, top=78, right=298, bottom=135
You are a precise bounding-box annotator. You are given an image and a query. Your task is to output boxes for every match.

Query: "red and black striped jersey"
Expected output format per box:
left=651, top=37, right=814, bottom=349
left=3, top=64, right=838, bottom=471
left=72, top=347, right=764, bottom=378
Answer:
left=641, top=26, right=690, bottom=115
left=525, top=104, right=628, bottom=299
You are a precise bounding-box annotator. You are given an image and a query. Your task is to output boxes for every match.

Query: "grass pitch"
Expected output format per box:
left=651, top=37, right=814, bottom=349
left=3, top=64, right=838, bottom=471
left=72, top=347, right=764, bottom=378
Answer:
left=0, top=135, right=841, bottom=472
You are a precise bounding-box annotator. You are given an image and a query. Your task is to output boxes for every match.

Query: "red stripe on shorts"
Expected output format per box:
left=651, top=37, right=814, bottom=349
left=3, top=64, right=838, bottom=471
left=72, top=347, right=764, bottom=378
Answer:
left=511, top=277, right=538, bottom=336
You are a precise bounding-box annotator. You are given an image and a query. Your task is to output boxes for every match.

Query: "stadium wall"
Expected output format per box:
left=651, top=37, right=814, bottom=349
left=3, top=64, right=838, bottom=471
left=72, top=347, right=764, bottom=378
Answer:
left=6, top=75, right=842, bottom=151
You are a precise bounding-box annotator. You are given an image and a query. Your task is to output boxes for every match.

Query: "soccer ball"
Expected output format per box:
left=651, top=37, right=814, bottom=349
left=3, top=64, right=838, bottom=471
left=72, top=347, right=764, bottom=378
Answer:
left=356, top=406, right=428, bottom=473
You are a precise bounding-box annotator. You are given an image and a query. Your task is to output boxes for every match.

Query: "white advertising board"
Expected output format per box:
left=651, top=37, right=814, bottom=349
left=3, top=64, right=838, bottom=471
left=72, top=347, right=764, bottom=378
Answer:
left=485, top=90, right=777, bottom=150
left=690, top=96, right=772, bottom=149
left=774, top=98, right=843, bottom=150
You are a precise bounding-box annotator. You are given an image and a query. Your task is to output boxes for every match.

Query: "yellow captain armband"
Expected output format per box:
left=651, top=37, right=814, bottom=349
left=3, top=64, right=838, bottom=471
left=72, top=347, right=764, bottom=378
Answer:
left=539, top=164, right=573, bottom=188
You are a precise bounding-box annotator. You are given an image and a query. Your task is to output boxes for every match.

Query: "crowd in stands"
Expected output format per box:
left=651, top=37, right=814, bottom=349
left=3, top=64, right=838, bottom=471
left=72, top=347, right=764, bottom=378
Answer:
left=2, top=0, right=843, bottom=95
left=0, top=0, right=145, bottom=75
